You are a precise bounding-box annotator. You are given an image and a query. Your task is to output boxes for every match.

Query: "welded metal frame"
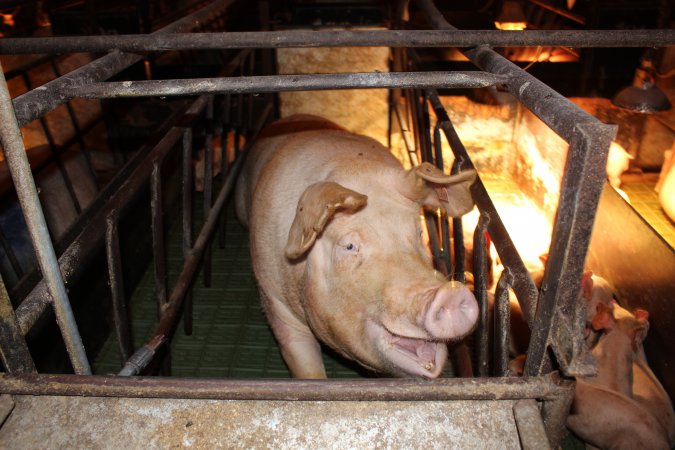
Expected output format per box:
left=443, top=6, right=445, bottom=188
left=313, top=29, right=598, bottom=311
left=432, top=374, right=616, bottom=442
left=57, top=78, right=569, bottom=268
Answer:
left=0, top=0, right=672, bottom=446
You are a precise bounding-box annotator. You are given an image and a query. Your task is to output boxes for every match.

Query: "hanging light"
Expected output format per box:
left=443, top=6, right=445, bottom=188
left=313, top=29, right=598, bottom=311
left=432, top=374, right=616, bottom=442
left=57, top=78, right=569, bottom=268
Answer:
left=612, top=50, right=671, bottom=113
left=495, top=0, right=528, bottom=31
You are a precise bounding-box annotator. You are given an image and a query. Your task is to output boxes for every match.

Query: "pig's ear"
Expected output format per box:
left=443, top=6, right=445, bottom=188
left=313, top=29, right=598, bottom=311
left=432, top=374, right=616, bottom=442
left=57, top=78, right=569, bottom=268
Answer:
left=285, top=182, right=367, bottom=260
left=633, top=308, right=650, bottom=346
left=405, top=163, right=477, bottom=217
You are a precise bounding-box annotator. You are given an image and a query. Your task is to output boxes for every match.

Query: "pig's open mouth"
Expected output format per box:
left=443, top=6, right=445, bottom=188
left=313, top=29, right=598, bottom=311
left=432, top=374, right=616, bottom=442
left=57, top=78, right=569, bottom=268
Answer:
left=366, top=321, right=448, bottom=378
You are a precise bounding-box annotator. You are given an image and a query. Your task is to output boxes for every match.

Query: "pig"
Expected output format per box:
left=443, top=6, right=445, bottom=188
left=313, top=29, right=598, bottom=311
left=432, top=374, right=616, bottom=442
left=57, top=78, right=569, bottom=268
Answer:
left=584, top=302, right=647, bottom=396
left=606, top=141, right=633, bottom=189
left=235, top=114, right=479, bottom=378
left=567, top=379, right=670, bottom=450
left=657, top=149, right=675, bottom=222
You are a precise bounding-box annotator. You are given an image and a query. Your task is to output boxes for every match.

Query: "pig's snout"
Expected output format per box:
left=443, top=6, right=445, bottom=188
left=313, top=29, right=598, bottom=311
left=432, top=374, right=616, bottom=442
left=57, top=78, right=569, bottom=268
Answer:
left=424, top=282, right=479, bottom=340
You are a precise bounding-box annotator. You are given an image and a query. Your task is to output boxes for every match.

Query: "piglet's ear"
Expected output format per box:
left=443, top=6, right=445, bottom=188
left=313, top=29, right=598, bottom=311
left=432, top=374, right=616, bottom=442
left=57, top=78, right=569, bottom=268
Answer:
left=285, top=182, right=367, bottom=260
left=405, top=163, right=477, bottom=218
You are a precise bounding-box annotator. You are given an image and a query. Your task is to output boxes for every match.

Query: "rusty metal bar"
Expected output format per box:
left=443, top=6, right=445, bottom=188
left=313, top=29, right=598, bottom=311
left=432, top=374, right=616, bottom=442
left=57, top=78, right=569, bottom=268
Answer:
left=105, top=212, right=133, bottom=364
left=451, top=159, right=466, bottom=283
left=0, top=60, right=91, bottom=375
left=473, top=213, right=490, bottom=377
left=524, top=121, right=616, bottom=378
left=0, top=372, right=573, bottom=402
left=182, top=128, right=194, bottom=336
left=494, top=268, right=514, bottom=377
left=15, top=96, right=210, bottom=335
left=65, top=71, right=508, bottom=100
left=2, top=29, right=674, bottom=54
left=151, top=161, right=168, bottom=312
left=10, top=0, right=235, bottom=127
left=118, top=102, right=273, bottom=376
left=513, top=399, right=552, bottom=450
left=426, top=90, right=539, bottom=326
left=0, top=275, right=35, bottom=374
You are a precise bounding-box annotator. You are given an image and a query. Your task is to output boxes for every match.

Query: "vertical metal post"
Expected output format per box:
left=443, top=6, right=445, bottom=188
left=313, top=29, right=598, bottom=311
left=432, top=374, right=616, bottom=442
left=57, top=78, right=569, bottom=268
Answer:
left=105, top=211, right=133, bottom=364
left=151, top=160, right=167, bottom=314
left=494, top=268, right=513, bottom=377
left=0, top=60, right=91, bottom=375
left=203, top=96, right=214, bottom=289
left=182, top=128, right=194, bottom=336
left=473, top=213, right=490, bottom=377
left=433, top=123, right=452, bottom=276
left=0, top=274, right=36, bottom=373
left=451, top=159, right=465, bottom=283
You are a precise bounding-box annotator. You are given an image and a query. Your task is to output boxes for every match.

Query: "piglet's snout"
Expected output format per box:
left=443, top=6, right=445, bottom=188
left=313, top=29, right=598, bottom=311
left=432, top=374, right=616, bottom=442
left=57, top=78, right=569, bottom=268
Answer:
left=424, top=282, right=479, bottom=340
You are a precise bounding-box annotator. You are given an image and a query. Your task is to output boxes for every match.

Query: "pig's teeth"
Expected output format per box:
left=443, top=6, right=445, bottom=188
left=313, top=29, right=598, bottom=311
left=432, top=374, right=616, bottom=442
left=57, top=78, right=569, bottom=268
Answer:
left=423, top=361, right=435, bottom=371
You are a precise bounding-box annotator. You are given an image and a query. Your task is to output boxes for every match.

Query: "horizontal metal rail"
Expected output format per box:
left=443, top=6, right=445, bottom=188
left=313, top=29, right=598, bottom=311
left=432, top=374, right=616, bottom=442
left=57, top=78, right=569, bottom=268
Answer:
left=1, top=29, right=673, bottom=55
left=10, top=0, right=235, bottom=127
left=64, top=71, right=508, bottom=99
left=0, top=372, right=572, bottom=401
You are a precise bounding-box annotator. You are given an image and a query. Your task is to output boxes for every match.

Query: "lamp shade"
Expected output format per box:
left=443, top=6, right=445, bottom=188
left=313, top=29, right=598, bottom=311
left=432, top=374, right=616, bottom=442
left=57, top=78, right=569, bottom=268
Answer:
left=612, top=82, right=672, bottom=113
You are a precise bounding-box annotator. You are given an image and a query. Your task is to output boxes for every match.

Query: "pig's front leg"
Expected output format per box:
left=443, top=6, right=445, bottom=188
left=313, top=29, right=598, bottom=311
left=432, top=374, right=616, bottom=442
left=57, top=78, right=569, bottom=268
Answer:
left=264, top=294, right=327, bottom=379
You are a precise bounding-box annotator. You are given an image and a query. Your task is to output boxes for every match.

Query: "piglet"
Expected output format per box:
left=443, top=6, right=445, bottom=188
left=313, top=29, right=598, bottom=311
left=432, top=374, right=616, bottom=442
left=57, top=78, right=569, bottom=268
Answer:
left=567, top=379, right=670, bottom=450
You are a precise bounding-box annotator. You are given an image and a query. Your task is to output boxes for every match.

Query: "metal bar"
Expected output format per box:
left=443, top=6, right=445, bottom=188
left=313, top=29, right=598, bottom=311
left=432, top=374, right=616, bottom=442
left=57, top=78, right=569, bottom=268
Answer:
left=540, top=380, right=576, bottom=448
left=451, top=160, right=465, bottom=283
left=203, top=97, right=214, bottom=289
left=65, top=71, right=509, bottom=100
left=182, top=128, right=194, bottom=336
left=151, top=161, right=168, bottom=312
left=0, top=372, right=573, bottom=402
left=473, top=213, right=490, bottom=377
left=104, top=212, right=133, bottom=364
left=15, top=96, right=210, bottom=335
left=526, top=0, right=586, bottom=25
left=426, top=90, right=539, bottom=326
left=393, top=102, right=418, bottom=166
left=524, top=121, right=616, bottom=378
left=119, top=102, right=273, bottom=376
left=0, top=275, right=36, bottom=373
left=494, top=268, right=514, bottom=377
left=2, top=29, right=674, bottom=54
left=513, top=399, right=552, bottom=450
left=0, top=60, right=91, bottom=375
left=10, top=0, right=236, bottom=127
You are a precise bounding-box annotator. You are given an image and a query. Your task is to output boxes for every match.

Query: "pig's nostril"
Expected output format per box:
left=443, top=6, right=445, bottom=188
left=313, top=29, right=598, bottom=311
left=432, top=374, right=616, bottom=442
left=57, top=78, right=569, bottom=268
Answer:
left=425, top=285, right=479, bottom=340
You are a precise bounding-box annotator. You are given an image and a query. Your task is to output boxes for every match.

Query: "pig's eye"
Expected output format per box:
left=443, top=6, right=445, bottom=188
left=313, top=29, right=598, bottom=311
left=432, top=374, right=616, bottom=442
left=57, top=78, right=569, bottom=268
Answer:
left=343, top=242, right=358, bottom=252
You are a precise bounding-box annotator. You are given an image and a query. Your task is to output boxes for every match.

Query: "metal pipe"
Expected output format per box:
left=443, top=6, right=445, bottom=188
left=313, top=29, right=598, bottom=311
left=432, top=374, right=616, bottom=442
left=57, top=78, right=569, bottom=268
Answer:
left=0, top=372, right=573, bottom=402
left=10, top=0, right=236, bottom=127
left=203, top=97, right=214, bottom=289
left=2, top=29, right=674, bottom=54
left=105, top=212, right=133, bottom=364
left=15, top=96, right=210, bottom=335
left=64, top=71, right=508, bottom=100
left=151, top=161, right=168, bottom=312
left=182, top=129, right=194, bottom=336
left=451, top=159, right=465, bottom=283
left=0, top=60, right=91, bottom=375
left=494, top=268, right=514, bottom=377
left=473, top=213, right=490, bottom=377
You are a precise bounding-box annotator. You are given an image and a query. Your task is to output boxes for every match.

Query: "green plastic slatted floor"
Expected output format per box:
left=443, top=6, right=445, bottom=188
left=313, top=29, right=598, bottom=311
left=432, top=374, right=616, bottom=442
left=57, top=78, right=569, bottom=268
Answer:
left=93, top=196, right=364, bottom=378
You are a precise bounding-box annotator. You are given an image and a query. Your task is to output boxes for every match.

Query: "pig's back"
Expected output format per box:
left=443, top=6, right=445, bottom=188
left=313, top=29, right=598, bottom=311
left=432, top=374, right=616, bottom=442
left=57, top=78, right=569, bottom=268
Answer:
left=235, top=115, right=347, bottom=226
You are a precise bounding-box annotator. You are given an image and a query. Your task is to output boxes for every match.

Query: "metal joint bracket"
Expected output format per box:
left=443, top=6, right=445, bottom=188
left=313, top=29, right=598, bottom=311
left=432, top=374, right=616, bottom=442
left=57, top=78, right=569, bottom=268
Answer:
left=549, top=297, right=597, bottom=378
